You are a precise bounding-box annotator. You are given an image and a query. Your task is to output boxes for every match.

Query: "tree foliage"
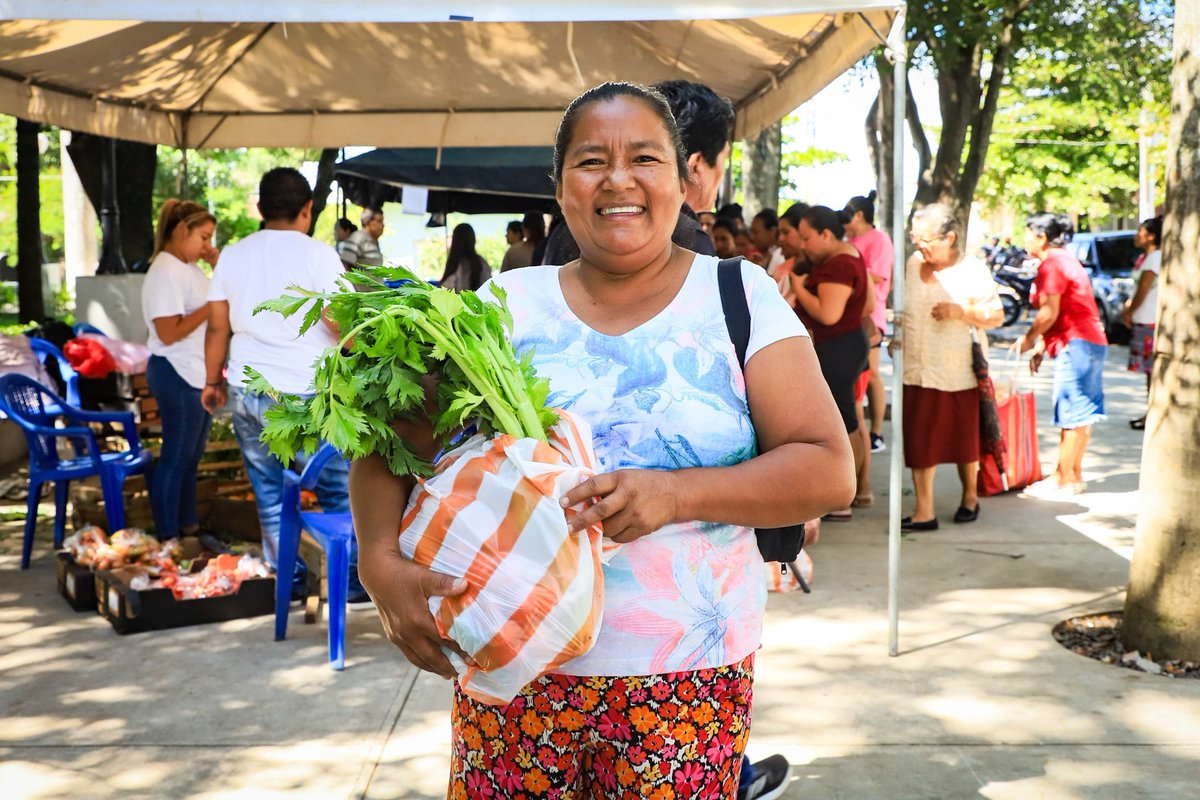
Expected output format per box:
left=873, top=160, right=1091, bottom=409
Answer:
left=152, top=146, right=330, bottom=248
left=732, top=115, right=848, bottom=214
left=873, top=0, right=1173, bottom=238
left=975, top=1, right=1173, bottom=228
left=0, top=117, right=65, bottom=264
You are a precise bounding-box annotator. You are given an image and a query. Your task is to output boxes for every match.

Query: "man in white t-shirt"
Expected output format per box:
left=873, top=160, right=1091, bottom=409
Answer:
left=201, top=167, right=358, bottom=599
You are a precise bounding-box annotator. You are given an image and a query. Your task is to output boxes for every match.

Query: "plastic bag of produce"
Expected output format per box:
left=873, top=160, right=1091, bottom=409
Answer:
left=399, top=409, right=613, bottom=705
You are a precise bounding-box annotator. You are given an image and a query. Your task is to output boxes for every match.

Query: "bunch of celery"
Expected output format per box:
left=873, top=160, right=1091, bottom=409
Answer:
left=247, top=265, right=556, bottom=476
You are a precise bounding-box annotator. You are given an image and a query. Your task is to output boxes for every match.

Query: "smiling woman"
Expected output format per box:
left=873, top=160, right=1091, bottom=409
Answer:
left=349, top=82, right=855, bottom=800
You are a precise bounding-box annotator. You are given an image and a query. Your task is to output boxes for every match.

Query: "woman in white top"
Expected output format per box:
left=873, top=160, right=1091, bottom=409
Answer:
left=1122, top=215, right=1163, bottom=430
left=141, top=199, right=217, bottom=539
left=350, top=82, right=853, bottom=797
left=893, top=204, right=1003, bottom=531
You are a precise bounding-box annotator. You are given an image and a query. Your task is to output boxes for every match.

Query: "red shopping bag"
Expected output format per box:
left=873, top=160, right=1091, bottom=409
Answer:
left=978, top=385, right=1043, bottom=495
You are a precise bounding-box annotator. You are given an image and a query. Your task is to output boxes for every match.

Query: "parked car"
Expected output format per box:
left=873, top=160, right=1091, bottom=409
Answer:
left=1067, top=231, right=1141, bottom=344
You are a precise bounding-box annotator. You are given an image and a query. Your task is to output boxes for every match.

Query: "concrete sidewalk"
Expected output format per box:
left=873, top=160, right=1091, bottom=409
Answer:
left=2, top=347, right=1199, bottom=799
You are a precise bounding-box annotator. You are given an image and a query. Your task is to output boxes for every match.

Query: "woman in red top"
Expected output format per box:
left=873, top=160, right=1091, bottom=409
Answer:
left=1019, top=212, right=1108, bottom=497
left=790, top=205, right=873, bottom=516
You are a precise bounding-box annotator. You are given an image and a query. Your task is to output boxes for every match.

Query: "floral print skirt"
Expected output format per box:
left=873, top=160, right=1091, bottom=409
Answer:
left=448, top=654, right=755, bottom=799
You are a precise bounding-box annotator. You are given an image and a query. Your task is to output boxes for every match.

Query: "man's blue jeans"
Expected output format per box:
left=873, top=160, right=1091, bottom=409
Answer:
left=146, top=355, right=212, bottom=537
left=228, top=387, right=350, bottom=572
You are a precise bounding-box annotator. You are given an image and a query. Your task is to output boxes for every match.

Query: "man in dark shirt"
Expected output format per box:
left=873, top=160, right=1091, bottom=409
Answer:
left=541, top=80, right=734, bottom=263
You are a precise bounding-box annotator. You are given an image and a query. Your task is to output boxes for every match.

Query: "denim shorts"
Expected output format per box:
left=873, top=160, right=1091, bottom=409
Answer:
left=1052, top=339, right=1107, bottom=429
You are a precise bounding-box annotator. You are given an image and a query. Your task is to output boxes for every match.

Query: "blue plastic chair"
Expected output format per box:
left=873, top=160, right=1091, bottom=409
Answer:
left=0, top=374, right=154, bottom=569
left=73, top=322, right=108, bottom=337
left=275, top=444, right=356, bottom=670
left=27, top=337, right=81, bottom=407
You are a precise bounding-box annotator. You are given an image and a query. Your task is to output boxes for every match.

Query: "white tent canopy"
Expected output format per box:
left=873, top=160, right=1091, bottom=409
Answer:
left=0, top=2, right=896, bottom=149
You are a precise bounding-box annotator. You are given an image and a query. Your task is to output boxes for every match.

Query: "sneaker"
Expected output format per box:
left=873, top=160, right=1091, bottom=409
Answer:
left=739, top=754, right=792, bottom=800
left=870, top=433, right=886, bottom=453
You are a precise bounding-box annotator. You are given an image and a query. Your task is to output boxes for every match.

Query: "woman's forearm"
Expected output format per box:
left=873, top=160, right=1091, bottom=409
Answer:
left=155, top=306, right=209, bottom=345
left=1127, top=272, right=1155, bottom=314
left=350, top=454, right=415, bottom=560
left=670, top=439, right=854, bottom=529
left=964, top=303, right=1003, bottom=329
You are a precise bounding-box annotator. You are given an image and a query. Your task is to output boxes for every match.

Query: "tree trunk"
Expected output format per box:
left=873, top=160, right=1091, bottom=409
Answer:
left=869, top=52, right=896, bottom=238
left=741, top=121, right=782, bottom=219
left=66, top=133, right=158, bottom=268
left=1122, top=1, right=1200, bottom=661
left=308, top=147, right=340, bottom=237
left=867, top=50, right=931, bottom=239
left=15, top=118, right=45, bottom=323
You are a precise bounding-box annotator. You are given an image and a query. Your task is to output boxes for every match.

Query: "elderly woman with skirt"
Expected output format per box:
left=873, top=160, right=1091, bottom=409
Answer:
left=895, top=204, right=1003, bottom=530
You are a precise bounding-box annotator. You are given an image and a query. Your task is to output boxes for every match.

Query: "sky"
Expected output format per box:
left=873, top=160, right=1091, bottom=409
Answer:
left=783, top=66, right=940, bottom=210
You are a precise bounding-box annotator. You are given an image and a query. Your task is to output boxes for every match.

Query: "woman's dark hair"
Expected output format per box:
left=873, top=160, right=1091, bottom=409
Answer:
left=1026, top=212, right=1074, bottom=246
left=336, top=217, right=357, bottom=235
left=712, top=217, right=739, bottom=237
left=800, top=205, right=847, bottom=240
left=752, top=208, right=778, bottom=230
left=716, top=202, right=743, bottom=223
left=522, top=211, right=546, bottom=243
left=844, top=190, right=877, bottom=226
left=1140, top=215, right=1163, bottom=247
left=552, top=82, right=687, bottom=183
left=258, top=167, right=313, bottom=223
left=442, top=223, right=488, bottom=290
left=779, top=202, right=810, bottom=229
left=506, top=220, right=524, bottom=237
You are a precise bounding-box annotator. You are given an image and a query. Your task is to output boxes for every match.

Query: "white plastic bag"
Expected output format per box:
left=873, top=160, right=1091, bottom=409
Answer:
left=398, top=409, right=612, bottom=705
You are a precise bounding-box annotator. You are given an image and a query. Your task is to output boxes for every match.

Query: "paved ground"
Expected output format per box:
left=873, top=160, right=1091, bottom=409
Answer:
left=2, top=344, right=1199, bottom=800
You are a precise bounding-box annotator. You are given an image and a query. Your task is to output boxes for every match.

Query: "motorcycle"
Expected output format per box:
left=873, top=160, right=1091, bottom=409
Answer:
left=989, top=247, right=1037, bottom=327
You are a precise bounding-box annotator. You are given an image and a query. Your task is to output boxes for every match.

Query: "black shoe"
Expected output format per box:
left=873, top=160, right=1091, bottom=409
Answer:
left=739, top=754, right=792, bottom=800
left=953, top=505, right=980, bottom=523
left=870, top=432, right=886, bottom=453
left=1130, top=417, right=1146, bottom=430
left=901, top=516, right=939, bottom=531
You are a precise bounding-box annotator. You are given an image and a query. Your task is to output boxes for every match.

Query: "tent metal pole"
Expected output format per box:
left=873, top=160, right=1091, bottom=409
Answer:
left=887, top=3, right=907, bottom=658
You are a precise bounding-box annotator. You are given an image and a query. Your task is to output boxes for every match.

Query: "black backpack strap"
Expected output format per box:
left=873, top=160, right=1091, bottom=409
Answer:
left=717, top=258, right=750, bottom=371
left=718, top=257, right=808, bottom=568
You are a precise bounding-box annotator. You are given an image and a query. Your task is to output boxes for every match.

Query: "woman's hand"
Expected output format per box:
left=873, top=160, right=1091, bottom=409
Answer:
left=200, top=383, right=227, bottom=413
left=561, top=469, right=681, bottom=544
left=1014, top=336, right=1046, bottom=374
left=931, top=301, right=964, bottom=321
left=357, top=546, right=470, bottom=680
left=201, top=244, right=220, bottom=267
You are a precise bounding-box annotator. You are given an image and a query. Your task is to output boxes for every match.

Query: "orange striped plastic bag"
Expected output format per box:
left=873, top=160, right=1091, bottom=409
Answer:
left=398, top=409, right=613, bottom=705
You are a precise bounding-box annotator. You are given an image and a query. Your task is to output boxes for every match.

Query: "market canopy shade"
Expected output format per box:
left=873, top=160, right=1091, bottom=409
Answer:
left=0, top=1, right=896, bottom=149
left=334, top=146, right=556, bottom=215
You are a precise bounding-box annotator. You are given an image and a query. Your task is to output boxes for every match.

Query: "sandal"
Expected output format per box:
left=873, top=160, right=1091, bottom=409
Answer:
left=822, top=508, right=853, bottom=522
left=852, top=493, right=874, bottom=508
